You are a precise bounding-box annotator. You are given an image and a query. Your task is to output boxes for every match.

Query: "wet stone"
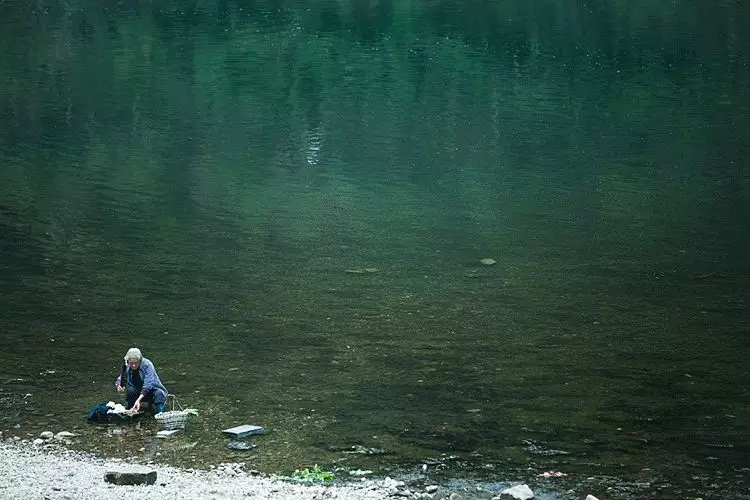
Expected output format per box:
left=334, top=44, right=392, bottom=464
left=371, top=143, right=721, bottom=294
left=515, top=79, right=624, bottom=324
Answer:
left=227, top=440, right=257, bottom=451
left=104, top=469, right=157, bottom=486
left=222, top=424, right=264, bottom=438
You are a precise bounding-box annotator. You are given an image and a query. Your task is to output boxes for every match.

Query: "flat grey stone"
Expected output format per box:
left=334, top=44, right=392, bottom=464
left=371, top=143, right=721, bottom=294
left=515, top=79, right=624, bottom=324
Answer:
left=104, top=470, right=157, bottom=486
left=156, top=429, right=182, bottom=438
left=222, top=424, right=264, bottom=438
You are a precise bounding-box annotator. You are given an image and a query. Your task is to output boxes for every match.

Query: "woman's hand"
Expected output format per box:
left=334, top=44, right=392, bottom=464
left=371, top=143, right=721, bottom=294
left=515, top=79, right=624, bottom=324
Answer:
left=116, top=385, right=125, bottom=393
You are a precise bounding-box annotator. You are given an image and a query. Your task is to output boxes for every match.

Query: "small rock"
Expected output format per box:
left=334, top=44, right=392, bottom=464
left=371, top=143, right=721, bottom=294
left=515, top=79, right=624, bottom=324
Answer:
left=381, top=477, right=402, bottom=489
left=340, top=444, right=389, bottom=455
left=55, top=431, right=76, bottom=439
left=522, top=439, right=569, bottom=456
left=449, top=493, right=464, bottom=500
left=348, top=469, right=373, bottom=476
left=33, top=438, right=44, bottom=445
left=538, top=471, right=567, bottom=478
left=479, top=258, right=496, bottom=266
left=227, top=440, right=257, bottom=451
left=585, top=496, right=600, bottom=500
left=425, top=485, right=439, bottom=493
left=494, top=484, right=534, bottom=500
left=40, top=431, right=54, bottom=439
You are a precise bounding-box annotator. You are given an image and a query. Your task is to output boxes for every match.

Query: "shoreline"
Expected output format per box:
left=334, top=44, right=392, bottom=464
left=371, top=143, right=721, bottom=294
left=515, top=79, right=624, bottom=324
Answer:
left=0, top=436, right=577, bottom=500
left=4, top=433, right=731, bottom=500
left=0, top=438, right=395, bottom=500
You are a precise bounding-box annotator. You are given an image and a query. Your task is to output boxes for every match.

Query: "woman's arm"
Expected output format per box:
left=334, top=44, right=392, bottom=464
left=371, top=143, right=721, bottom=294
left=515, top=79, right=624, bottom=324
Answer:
left=139, top=359, right=159, bottom=395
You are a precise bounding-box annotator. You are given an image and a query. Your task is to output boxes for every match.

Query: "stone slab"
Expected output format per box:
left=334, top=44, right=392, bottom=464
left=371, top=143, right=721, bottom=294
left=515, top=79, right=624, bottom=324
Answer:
left=156, top=429, right=183, bottom=438
left=221, top=424, right=264, bottom=438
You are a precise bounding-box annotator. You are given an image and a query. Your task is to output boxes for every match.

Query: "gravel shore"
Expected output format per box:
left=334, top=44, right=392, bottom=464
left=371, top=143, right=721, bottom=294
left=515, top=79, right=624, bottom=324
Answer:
left=0, top=438, right=394, bottom=500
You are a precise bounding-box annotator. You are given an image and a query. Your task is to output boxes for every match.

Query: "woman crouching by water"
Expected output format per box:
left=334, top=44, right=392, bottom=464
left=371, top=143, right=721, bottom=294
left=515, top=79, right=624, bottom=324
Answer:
left=115, top=347, right=168, bottom=414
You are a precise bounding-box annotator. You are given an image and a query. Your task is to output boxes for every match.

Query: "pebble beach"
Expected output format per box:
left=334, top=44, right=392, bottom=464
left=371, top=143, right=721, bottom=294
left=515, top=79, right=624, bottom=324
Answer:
left=0, top=438, right=394, bottom=500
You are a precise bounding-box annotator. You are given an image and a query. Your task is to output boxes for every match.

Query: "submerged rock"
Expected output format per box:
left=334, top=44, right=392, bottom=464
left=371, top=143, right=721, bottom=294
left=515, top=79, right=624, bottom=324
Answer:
left=522, top=439, right=569, bottom=456
left=342, top=444, right=389, bottom=455
left=227, top=440, right=257, bottom=451
left=345, top=268, right=380, bottom=274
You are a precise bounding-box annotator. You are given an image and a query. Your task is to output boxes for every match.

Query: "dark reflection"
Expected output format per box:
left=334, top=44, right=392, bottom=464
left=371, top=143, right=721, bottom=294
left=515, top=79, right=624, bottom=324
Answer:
left=317, top=0, right=343, bottom=33
left=73, top=12, right=97, bottom=42
left=350, top=0, right=393, bottom=41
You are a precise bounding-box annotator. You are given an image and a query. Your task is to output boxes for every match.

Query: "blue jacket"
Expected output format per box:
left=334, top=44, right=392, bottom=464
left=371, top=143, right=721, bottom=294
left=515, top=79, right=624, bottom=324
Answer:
left=115, top=357, right=168, bottom=404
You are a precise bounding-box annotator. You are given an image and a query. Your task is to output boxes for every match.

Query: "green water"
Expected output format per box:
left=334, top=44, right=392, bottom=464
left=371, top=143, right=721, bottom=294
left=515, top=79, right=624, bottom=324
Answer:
left=1, top=1, right=749, bottom=497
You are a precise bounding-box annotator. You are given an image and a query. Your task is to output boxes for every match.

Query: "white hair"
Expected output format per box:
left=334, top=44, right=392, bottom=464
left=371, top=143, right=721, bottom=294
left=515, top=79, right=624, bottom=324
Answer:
left=124, top=347, right=142, bottom=362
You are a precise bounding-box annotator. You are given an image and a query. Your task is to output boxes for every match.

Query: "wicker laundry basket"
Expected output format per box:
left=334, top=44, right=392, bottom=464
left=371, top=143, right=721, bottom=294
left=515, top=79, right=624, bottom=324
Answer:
left=154, top=395, right=190, bottom=430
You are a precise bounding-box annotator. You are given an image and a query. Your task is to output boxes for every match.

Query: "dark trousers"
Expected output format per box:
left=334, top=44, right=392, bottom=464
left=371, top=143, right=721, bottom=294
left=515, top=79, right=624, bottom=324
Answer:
left=125, top=388, right=165, bottom=413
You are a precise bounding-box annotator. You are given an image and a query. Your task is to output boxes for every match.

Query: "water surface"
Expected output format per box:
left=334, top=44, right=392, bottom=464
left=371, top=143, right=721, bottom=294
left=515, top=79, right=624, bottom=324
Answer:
left=1, top=1, right=749, bottom=497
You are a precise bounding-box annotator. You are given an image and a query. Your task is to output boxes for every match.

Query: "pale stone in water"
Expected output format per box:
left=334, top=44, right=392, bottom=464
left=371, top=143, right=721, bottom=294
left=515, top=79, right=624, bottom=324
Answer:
left=348, top=469, right=373, bottom=476
left=222, top=424, right=264, bottom=438
left=40, top=431, right=54, bottom=439
left=156, top=429, right=182, bottom=438
left=479, top=258, right=496, bottom=266
left=495, top=483, right=534, bottom=500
